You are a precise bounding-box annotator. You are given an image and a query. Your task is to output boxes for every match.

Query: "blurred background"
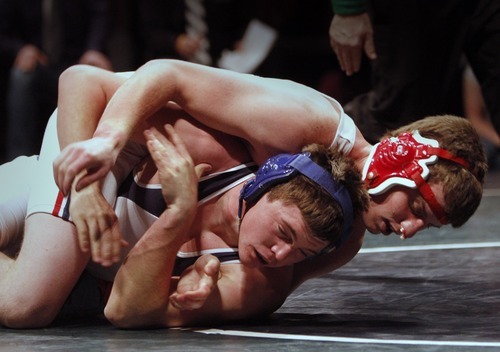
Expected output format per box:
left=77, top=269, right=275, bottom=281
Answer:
left=0, top=0, right=498, bottom=168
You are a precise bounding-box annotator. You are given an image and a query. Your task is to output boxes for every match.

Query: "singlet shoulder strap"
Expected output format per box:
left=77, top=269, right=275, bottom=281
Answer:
left=319, top=93, right=356, bottom=154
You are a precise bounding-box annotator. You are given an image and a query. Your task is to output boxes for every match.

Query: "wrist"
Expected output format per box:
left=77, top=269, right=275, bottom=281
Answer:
left=159, top=205, right=196, bottom=231
left=93, top=122, right=128, bottom=151
left=136, top=209, right=194, bottom=250
left=72, top=171, right=100, bottom=193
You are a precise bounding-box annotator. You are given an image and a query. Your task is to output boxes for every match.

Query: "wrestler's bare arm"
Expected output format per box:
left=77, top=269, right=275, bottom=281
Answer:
left=56, top=65, right=126, bottom=149
left=104, top=124, right=204, bottom=326
left=163, top=263, right=292, bottom=328
left=52, top=66, right=136, bottom=265
left=108, top=256, right=291, bottom=328
left=54, top=59, right=350, bottom=194
left=54, top=66, right=131, bottom=192
left=99, top=60, right=340, bottom=161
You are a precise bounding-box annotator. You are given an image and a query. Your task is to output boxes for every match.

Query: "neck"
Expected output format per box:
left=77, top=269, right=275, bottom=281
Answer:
left=206, top=186, right=242, bottom=245
left=344, top=127, right=374, bottom=173
left=352, top=136, right=374, bottom=173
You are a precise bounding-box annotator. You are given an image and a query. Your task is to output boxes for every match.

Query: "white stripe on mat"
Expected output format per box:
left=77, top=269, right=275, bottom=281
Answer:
left=189, top=328, right=500, bottom=347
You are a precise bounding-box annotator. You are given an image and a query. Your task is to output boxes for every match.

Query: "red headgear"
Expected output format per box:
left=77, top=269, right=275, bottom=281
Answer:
left=362, top=131, right=470, bottom=224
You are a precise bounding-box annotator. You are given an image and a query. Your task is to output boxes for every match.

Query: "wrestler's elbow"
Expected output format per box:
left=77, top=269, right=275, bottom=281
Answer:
left=104, top=299, right=136, bottom=328
left=136, top=58, right=190, bottom=84
left=104, top=299, right=163, bottom=329
left=59, top=64, right=95, bottom=85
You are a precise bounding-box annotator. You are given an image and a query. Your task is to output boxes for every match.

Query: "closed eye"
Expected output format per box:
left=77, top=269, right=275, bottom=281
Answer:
left=299, top=248, right=319, bottom=259
left=278, top=224, right=292, bottom=244
left=412, top=197, right=441, bottom=229
left=410, top=198, right=426, bottom=219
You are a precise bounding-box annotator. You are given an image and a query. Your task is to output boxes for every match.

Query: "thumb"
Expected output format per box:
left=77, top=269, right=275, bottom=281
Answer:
left=203, top=256, right=220, bottom=277
left=194, top=163, right=212, bottom=179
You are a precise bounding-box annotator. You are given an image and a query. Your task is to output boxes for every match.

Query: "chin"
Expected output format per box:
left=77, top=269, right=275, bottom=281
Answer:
left=365, top=224, right=380, bottom=235
left=238, top=251, right=255, bottom=267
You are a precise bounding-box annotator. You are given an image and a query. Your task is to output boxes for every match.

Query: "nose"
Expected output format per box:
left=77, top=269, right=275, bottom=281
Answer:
left=271, top=242, right=293, bottom=263
left=400, top=218, right=426, bottom=239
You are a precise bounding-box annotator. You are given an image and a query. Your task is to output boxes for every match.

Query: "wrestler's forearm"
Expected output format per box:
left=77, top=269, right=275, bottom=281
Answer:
left=85, top=58, right=372, bottom=170
left=91, top=60, right=181, bottom=151
left=92, top=59, right=352, bottom=164
left=105, top=211, right=192, bottom=328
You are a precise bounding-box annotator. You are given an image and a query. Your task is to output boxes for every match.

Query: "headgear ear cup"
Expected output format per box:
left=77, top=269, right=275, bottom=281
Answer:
left=239, top=154, right=299, bottom=207
left=363, top=131, right=439, bottom=194
left=363, top=131, right=471, bottom=224
left=239, top=152, right=354, bottom=251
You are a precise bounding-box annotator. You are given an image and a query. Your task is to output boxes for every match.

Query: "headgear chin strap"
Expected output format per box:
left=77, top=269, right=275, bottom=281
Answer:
left=362, top=131, right=470, bottom=224
left=239, top=152, right=354, bottom=252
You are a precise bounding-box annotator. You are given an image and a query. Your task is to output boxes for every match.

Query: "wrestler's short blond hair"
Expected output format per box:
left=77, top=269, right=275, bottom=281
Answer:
left=267, top=144, right=369, bottom=247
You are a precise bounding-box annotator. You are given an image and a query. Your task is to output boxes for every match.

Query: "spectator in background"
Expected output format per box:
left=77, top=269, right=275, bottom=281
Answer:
left=329, top=0, right=500, bottom=144
left=0, top=0, right=113, bottom=161
left=463, top=64, right=500, bottom=168
left=135, top=0, right=251, bottom=67
left=217, top=0, right=366, bottom=102
left=135, top=0, right=354, bottom=99
left=252, top=0, right=339, bottom=92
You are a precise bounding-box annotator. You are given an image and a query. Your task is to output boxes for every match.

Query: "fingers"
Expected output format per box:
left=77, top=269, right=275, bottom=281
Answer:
left=193, top=254, right=220, bottom=275
left=144, top=124, right=188, bottom=156
left=364, top=34, right=377, bottom=60
left=145, top=125, right=211, bottom=179
left=329, top=13, right=376, bottom=76
left=194, top=163, right=212, bottom=179
left=91, top=216, right=123, bottom=267
left=74, top=218, right=91, bottom=253
left=144, top=126, right=171, bottom=147
left=169, top=284, right=211, bottom=311
left=202, top=255, right=220, bottom=277
left=53, top=149, right=93, bottom=195
left=170, top=255, right=221, bottom=311
left=93, top=229, right=128, bottom=266
left=342, top=49, right=355, bottom=76
left=144, top=125, right=188, bottom=164
left=74, top=211, right=124, bottom=267
left=144, top=127, right=173, bottom=171
left=331, top=42, right=343, bottom=71
left=105, top=221, right=125, bottom=265
left=337, top=46, right=362, bottom=76
left=351, top=46, right=362, bottom=74
left=57, top=162, right=106, bottom=195
left=53, top=149, right=78, bottom=196
left=89, top=228, right=102, bottom=264
left=332, top=42, right=358, bottom=76
left=163, top=124, right=190, bottom=158
left=54, top=138, right=116, bottom=195
left=74, top=168, right=108, bottom=192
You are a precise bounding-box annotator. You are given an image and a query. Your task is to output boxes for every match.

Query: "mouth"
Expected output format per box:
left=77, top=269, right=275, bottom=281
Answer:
left=382, top=219, right=394, bottom=236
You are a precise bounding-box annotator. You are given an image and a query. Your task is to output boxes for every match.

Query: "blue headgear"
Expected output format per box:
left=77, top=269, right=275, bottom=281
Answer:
left=239, top=152, right=354, bottom=252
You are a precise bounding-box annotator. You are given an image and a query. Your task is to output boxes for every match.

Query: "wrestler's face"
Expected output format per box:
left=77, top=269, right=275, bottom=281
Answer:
left=238, top=195, right=329, bottom=268
left=361, top=183, right=444, bottom=239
